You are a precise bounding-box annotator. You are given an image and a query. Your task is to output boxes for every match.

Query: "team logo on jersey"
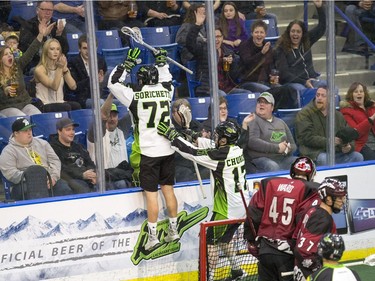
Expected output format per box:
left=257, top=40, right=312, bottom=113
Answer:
left=270, top=131, right=286, bottom=142
left=353, top=207, right=375, bottom=220
left=131, top=207, right=209, bottom=265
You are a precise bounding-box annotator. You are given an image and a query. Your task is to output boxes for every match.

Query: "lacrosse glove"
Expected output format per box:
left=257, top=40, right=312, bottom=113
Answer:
left=153, top=48, right=168, bottom=67
left=124, top=47, right=141, bottom=72
left=181, top=129, right=201, bottom=143
left=176, top=103, right=192, bottom=129
left=157, top=122, right=180, bottom=141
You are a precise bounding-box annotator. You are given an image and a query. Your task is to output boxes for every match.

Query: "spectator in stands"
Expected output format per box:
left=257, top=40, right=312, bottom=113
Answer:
left=0, top=117, right=73, bottom=200
left=138, top=1, right=183, bottom=27
left=238, top=19, right=299, bottom=109
left=19, top=1, right=69, bottom=74
left=176, top=3, right=206, bottom=65
left=232, top=1, right=278, bottom=25
left=218, top=1, right=248, bottom=53
left=274, top=0, right=326, bottom=95
left=295, top=86, right=364, bottom=166
left=201, top=96, right=238, bottom=138
left=87, top=94, right=134, bottom=189
left=340, top=82, right=375, bottom=160
left=182, top=0, right=221, bottom=13
left=68, top=34, right=107, bottom=108
left=171, top=98, right=210, bottom=182
left=186, top=11, right=252, bottom=97
left=343, top=0, right=373, bottom=54
left=4, top=32, right=23, bottom=58
left=34, top=38, right=81, bottom=112
left=97, top=1, right=144, bottom=46
left=0, top=24, right=52, bottom=117
left=53, top=1, right=85, bottom=34
left=50, top=117, right=97, bottom=194
left=244, top=92, right=297, bottom=172
left=358, top=0, right=375, bottom=43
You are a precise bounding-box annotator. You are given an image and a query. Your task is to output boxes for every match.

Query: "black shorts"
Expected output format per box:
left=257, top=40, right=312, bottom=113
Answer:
left=207, top=212, right=241, bottom=245
left=139, top=153, right=175, bottom=192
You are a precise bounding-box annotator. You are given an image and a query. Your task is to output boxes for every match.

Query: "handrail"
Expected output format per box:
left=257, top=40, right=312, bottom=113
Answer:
left=334, top=4, right=375, bottom=51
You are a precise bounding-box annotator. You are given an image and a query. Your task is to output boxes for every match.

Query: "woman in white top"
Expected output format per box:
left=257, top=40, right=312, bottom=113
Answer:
left=34, top=38, right=81, bottom=112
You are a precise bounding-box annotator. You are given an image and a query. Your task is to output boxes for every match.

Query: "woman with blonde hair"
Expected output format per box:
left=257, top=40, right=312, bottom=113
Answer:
left=340, top=81, right=375, bottom=160
left=34, top=38, right=81, bottom=112
left=0, top=24, right=50, bottom=117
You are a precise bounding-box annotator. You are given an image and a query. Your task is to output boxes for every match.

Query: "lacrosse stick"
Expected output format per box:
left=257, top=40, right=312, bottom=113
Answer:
left=121, top=26, right=193, bottom=75
left=177, top=104, right=206, bottom=199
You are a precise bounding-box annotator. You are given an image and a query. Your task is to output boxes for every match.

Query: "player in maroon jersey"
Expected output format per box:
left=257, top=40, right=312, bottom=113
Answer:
left=244, top=156, right=320, bottom=281
left=293, top=178, right=347, bottom=281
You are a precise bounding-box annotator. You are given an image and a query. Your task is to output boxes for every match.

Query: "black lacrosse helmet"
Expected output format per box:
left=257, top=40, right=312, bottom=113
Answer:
left=215, top=121, right=240, bottom=146
left=317, top=233, right=345, bottom=261
left=290, top=156, right=316, bottom=181
left=137, top=65, right=159, bottom=85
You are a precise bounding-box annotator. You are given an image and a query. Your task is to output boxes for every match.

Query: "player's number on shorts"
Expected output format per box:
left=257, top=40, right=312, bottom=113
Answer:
left=269, top=197, right=295, bottom=225
left=143, top=101, right=170, bottom=128
left=233, top=165, right=246, bottom=192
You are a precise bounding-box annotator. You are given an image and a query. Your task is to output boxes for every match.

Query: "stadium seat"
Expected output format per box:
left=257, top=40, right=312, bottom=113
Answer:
left=102, top=47, right=130, bottom=69
left=300, top=89, right=341, bottom=108
left=226, top=92, right=261, bottom=120
left=69, top=109, right=93, bottom=148
left=139, top=26, right=172, bottom=46
left=188, top=97, right=210, bottom=122
left=274, top=108, right=301, bottom=130
left=185, top=60, right=201, bottom=98
left=66, top=33, right=82, bottom=58
left=7, top=1, right=37, bottom=28
left=96, top=30, right=123, bottom=54
left=31, top=112, right=69, bottom=140
left=0, top=116, right=29, bottom=146
left=169, top=25, right=181, bottom=43
left=117, top=106, right=128, bottom=120
left=1, top=171, right=12, bottom=201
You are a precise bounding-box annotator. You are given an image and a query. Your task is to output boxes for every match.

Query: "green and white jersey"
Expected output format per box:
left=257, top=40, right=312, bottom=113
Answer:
left=108, top=65, right=174, bottom=157
left=173, top=137, right=249, bottom=219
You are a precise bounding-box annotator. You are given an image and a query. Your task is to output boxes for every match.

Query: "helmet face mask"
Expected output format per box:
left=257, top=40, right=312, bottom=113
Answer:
left=137, top=65, right=159, bottom=85
left=317, top=233, right=345, bottom=261
left=290, top=156, right=316, bottom=181
left=318, top=178, right=347, bottom=214
left=214, top=121, right=240, bottom=148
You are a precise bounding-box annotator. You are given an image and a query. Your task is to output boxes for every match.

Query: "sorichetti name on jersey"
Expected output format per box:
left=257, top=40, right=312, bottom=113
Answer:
left=134, top=90, right=172, bottom=100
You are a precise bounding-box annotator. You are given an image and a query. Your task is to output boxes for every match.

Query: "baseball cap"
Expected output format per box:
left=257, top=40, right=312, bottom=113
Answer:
left=56, top=118, right=79, bottom=130
left=5, top=32, right=19, bottom=42
left=257, top=92, right=275, bottom=105
left=12, top=118, right=36, bottom=132
left=111, top=103, right=119, bottom=113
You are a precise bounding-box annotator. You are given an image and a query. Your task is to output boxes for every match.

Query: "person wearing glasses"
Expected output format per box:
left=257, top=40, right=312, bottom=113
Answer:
left=19, top=0, right=69, bottom=74
left=243, top=92, right=297, bottom=173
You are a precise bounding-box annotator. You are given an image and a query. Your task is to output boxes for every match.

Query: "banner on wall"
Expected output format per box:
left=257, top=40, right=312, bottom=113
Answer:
left=0, top=186, right=212, bottom=280
left=348, top=199, right=375, bottom=233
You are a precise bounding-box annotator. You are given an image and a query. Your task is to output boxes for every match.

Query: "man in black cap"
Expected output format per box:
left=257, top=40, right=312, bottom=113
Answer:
left=0, top=118, right=73, bottom=200
left=49, top=117, right=97, bottom=194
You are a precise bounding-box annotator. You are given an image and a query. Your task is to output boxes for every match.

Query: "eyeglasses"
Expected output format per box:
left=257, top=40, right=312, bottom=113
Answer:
left=215, top=35, right=223, bottom=39
left=38, top=7, right=54, bottom=12
left=316, top=92, right=327, bottom=98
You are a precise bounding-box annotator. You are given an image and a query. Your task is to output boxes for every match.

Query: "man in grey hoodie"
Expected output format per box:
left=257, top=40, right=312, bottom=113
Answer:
left=0, top=118, right=73, bottom=200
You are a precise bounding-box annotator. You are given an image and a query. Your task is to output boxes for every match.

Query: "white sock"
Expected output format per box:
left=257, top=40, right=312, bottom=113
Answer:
left=148, top=222, right=157, bottom=234
left=169, top=217, right=178, bottom=226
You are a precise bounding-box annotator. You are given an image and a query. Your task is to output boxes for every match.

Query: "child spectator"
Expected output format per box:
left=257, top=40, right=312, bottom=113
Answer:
left=4, top=32, right=22, bottom=58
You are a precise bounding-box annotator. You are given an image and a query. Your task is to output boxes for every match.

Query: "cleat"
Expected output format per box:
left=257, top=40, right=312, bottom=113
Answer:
left=145, top=232, right=160, bottom=251
left=164, top=224, right=180, bottom=243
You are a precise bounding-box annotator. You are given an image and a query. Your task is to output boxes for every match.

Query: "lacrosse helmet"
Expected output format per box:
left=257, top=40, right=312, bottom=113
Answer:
left=137, top=65, right=158, bottom=85
left=215, top=121, right=240, bottom=147
left=318, top=178, right=347, bottom=213
left=317, top=233, right=345, bottom=261
left=290, top=156, right=316, bottom=181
